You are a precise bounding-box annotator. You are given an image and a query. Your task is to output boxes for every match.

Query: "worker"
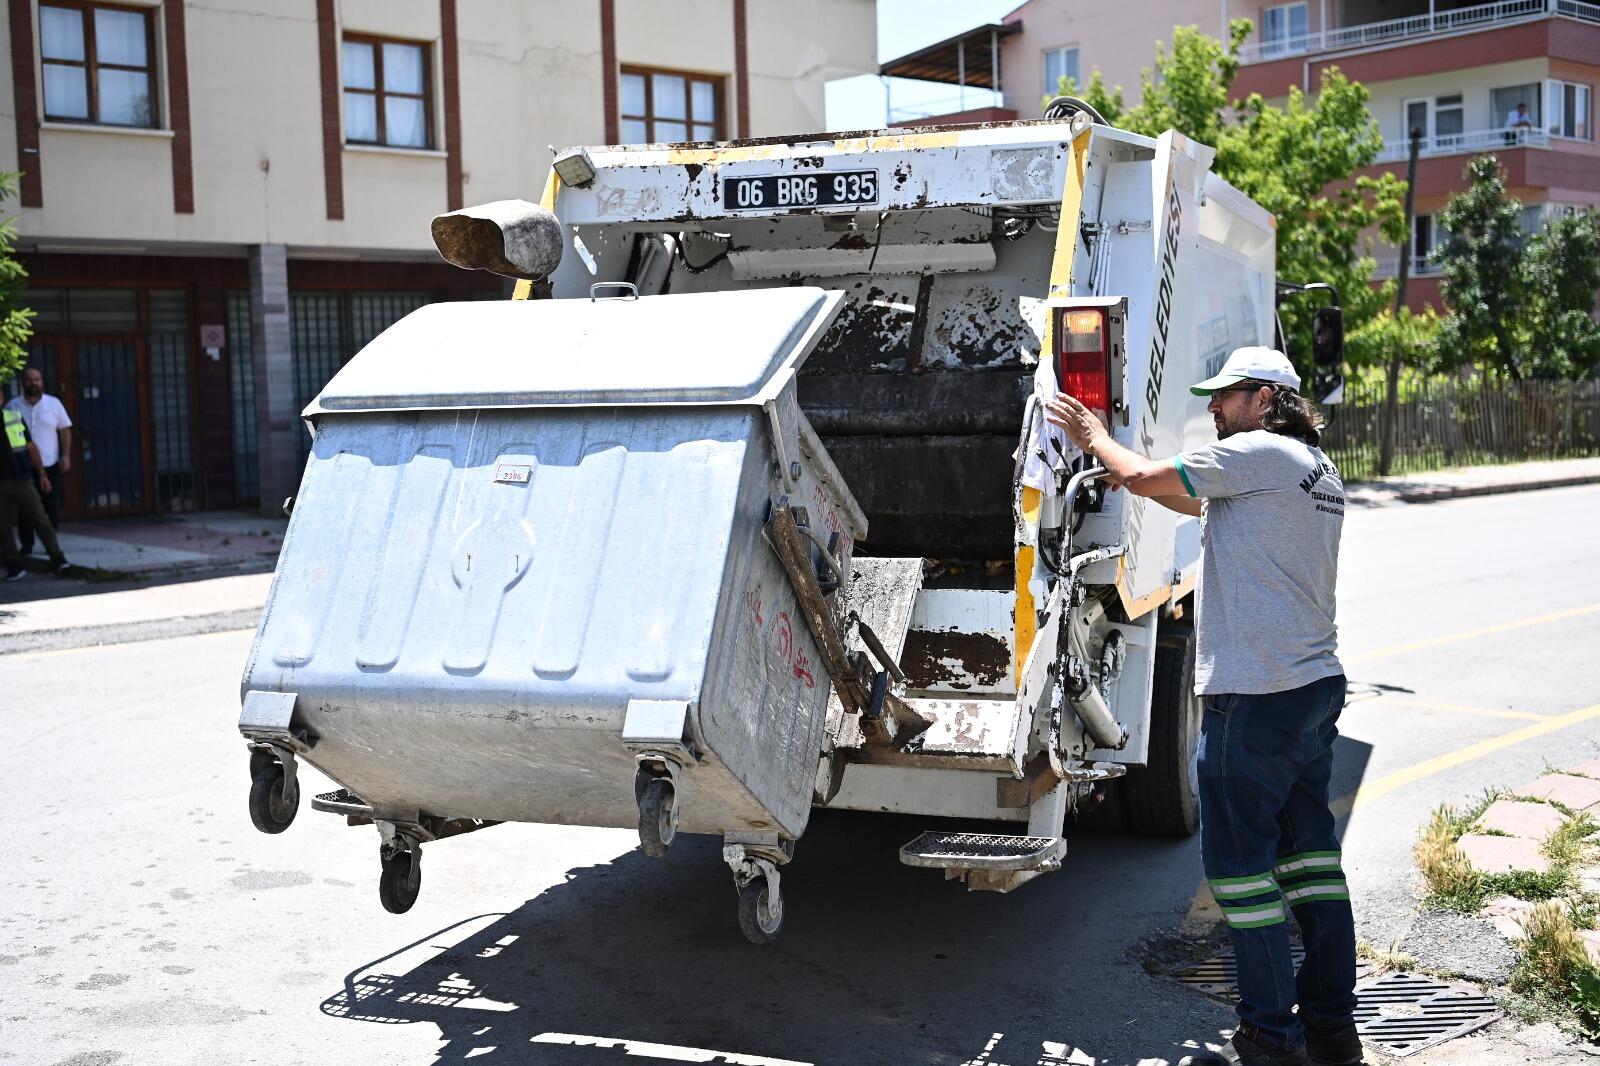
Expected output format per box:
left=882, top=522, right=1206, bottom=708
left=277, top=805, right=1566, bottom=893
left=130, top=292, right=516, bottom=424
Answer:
left=1045, top=346, right=1357, bottom=1066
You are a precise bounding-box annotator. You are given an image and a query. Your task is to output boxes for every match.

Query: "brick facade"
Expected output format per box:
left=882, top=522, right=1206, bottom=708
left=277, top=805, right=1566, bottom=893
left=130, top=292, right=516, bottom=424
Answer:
left=316, top=0, right=345, bottom=221
left=165, top=0, right=195, bottom=214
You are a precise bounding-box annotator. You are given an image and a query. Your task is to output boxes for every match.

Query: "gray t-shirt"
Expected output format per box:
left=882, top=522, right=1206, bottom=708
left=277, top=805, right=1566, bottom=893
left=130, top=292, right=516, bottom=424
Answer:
left=1174, top=430, right=1344, bottom=696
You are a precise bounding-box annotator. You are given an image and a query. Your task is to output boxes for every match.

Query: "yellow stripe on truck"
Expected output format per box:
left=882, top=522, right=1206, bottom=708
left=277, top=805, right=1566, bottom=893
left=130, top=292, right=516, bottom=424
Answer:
left=1015, top=126, right=1092, bottom=681
left=513, top=169, right=563, bottom=302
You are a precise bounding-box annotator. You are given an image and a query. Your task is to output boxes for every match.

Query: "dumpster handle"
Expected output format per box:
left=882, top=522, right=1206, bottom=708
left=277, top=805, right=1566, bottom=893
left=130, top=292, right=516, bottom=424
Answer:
left=590, top=281, right=639, bottom=302
left=794, top=523, right=845, bottom=585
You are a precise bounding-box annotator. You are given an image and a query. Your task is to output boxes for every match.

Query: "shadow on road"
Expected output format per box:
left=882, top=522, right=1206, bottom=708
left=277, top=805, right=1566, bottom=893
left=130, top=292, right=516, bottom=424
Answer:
left=314, top=695, right=1380, bottom=1066
left=318, top=809, right=1235, bottom=1065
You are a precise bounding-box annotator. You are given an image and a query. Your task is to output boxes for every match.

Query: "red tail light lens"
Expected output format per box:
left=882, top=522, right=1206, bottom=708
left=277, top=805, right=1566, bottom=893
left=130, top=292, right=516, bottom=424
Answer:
left=1056, top=308, right=1110, bottom=415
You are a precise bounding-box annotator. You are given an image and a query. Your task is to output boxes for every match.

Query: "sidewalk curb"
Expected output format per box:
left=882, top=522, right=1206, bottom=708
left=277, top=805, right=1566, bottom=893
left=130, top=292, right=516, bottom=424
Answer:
left=1347, top=472, right=1600, bottom=506
left=0, top=607, right=262, bottom=655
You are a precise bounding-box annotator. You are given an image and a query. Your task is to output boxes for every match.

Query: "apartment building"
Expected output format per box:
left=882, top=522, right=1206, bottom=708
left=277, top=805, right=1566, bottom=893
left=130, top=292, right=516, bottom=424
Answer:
left=882, top=1, right=1599, bottom=311
left=2, top=0, right=875, bottom=518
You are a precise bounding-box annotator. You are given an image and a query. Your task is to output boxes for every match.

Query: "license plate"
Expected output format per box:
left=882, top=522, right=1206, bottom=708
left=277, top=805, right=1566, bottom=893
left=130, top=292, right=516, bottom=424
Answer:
left=723, top=170, right=879, bottom=211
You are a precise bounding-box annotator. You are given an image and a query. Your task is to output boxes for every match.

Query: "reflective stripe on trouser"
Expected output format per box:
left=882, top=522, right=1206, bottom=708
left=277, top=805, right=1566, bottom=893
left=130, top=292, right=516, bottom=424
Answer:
left=1277, top=851, right=1350, bottom=906
left=1209, top=873, right=1289, bottom=930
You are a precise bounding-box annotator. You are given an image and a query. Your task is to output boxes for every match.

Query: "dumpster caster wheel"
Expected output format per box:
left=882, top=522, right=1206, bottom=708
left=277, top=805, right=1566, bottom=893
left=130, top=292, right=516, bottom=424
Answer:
left=248, top=758, right=299, bottom=834
left=638, top=778, right=678, bottom=858
left=378, top=847, right=421, bottom=914
left=737, top=878, right=784, bottom=944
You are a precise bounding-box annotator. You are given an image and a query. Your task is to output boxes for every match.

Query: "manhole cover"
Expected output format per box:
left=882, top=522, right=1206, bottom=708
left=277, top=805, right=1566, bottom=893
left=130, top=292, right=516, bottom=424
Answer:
left=1173, top=953, right=1496, bottom=1056
left=1173, top=944, right=1373, bottom=1000
left=1353, top=971, right=1500, bottom=1057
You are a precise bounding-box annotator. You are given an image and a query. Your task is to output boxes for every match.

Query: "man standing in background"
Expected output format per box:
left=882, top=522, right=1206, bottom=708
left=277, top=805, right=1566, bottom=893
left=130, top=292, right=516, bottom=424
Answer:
left=2, top=392, right=72, bottom=580
left=5, top=367, right=73, bottom=555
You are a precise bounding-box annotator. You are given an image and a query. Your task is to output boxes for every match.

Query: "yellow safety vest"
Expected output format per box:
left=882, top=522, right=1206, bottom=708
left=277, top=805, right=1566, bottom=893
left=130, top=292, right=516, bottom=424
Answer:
left=3, top=407, right=25, bottom=451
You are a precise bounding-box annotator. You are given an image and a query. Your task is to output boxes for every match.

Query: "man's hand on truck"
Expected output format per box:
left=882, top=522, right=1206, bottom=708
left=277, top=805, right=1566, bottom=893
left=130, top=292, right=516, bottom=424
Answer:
left=1044, top=392, right=1202, bottom=517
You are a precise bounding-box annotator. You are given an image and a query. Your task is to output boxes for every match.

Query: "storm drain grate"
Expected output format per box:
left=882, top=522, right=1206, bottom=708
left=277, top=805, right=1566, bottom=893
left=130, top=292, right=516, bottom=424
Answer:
left=1174, top=944, right=1318, bottom=999
left=1174, top=951, right=1497, bottom=1057
left=1351, top=971, right=1500, bottom=1057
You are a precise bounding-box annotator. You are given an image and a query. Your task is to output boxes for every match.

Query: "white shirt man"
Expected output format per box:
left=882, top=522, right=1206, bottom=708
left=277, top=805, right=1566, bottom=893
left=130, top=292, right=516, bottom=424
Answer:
left=1506, top=104, right=1533, bottom=128
left=5, top=369, right=72, bottom=471
left=4, top=368, right=72, bottom=555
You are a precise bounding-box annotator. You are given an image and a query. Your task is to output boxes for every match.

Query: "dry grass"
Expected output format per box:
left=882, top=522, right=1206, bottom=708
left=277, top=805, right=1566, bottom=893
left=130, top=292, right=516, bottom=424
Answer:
left=1416, top=804, right=1484, bottom=909
left=1357, top=937, right=1416, bottom=974
left=1514, top=901, right=1589, bottom=995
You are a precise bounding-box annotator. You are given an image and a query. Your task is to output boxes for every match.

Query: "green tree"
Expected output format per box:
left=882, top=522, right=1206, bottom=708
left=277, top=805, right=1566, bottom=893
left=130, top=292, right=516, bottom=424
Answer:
left=1521, top=211, right=1600, bottom=379
left=1049, top=22, right=1406, bottom=380
left=1435, top=156, right=1527, bottom=378
left=0, top=172, right=33, bottom=380
left=1346, top=305, right=1442, bottom=375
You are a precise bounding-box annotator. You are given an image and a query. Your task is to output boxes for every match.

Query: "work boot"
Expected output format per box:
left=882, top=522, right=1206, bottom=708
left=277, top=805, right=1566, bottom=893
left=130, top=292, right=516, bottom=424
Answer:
left=1305, top=1020, right=1364, bottom=1066
left=1180, top=1030, right=1310, bottom=1066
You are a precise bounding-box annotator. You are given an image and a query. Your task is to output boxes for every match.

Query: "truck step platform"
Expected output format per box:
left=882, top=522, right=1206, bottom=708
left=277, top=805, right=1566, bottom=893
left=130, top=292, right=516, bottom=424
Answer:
left=899, top=831, right=1065, bottom=871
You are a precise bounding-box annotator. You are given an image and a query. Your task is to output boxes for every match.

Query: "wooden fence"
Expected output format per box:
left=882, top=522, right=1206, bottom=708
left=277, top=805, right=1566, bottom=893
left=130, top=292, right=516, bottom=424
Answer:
left=1320, top=377, right=1600, bottom=481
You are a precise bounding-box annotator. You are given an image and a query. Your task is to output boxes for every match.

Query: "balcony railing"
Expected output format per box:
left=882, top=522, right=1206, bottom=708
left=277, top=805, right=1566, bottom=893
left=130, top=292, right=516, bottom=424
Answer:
left=887, top=89, right=1005, bottom=125
left=1372, top=254, right=1446, bottom=278
left=1372, top=125, right=1551, bottom=163
left=1238, top=0, right=1600, bottom=64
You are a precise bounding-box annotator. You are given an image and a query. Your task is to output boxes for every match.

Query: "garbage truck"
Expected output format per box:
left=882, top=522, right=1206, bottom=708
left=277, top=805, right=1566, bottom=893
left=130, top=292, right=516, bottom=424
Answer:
left=237, top=104, right=1344, bottom=943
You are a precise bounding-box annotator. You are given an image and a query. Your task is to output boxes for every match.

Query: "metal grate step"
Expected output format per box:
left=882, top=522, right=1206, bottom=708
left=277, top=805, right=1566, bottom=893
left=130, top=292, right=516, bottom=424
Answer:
left=899, top=831, right=1066, bottom=871
left=312, top=788, right=372, bottom=818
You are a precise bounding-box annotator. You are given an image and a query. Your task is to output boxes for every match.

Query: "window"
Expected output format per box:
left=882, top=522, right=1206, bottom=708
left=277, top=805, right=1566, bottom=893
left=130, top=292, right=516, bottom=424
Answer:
left=1492, top=84, right=1541, bottom=130
left=1262, top=3, right=1309, bottom=56
left=1547, top=80, right=1592, bottom=140
left=1411, top=214, right=1439, bottom=273
left=39, top=2, right=157, bottom=127
left=1403, top=94, right=1464, bottom=147
left=343, top=36, right=432, bottom=149
left=619, top=67, right=721, bottom=144
left=1043, top=47, right=1079, bottom=95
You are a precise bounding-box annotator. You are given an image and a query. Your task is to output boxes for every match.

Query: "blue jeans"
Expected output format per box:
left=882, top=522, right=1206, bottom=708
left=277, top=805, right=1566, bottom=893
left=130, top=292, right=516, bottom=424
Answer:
left=1198, top=673, right=1355, bottom=1051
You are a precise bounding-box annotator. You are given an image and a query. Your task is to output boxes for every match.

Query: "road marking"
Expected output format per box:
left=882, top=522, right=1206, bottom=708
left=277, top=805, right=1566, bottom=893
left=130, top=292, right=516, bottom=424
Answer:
left=531, top=1033, right=811, bottom=1065
left=1366, top=698, right=1550, bottom=722
left=1334, top=701, right=1600, bottom=818
left=1345, top=602, right=1600, bottom=663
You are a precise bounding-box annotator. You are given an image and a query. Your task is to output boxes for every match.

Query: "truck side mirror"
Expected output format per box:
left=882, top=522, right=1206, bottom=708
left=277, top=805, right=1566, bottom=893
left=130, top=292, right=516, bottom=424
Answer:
left=431, top=200, right=564, bottom=280
left=1312, top=307, right=1344, bottom=368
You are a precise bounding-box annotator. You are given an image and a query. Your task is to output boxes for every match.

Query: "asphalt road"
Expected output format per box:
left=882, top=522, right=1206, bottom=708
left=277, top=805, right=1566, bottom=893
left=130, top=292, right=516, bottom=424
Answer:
left=4, top=485, right=1599, bottom=1066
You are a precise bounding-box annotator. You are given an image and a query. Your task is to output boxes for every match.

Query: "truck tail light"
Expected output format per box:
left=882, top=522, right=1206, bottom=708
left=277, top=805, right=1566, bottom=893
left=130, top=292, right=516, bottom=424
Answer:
left=1056, top=307, right=1110, bottom=415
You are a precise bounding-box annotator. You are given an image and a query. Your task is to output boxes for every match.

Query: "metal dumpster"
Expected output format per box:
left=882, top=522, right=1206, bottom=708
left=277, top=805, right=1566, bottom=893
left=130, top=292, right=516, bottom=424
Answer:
left=237, top=285, right=864, bottom=941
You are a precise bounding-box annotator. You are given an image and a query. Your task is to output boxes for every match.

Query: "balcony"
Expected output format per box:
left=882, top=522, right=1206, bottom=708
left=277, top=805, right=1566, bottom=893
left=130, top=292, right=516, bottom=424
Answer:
left=1373, top=126, right=1552, bottom=163
left=1237, top=0, right=1600, bottom=64
left=1372, top=254, right=1446, bottom=277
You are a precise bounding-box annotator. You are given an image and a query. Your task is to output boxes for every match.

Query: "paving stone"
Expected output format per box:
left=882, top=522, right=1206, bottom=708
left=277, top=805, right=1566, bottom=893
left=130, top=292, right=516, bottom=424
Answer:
left=1512, top=774, right=1600, bottom=811
left=1580, top=930, right=1600, bottom=967
left=1477, top=798, right=1568, bottom=839
left=1458, top=833, right=1552, bottom=875
left=1480, top=896, right=1537, bottom=940
left=1565, top=757, right=1600, bottom=780
left=1580, top=867, right=1600, bottom=895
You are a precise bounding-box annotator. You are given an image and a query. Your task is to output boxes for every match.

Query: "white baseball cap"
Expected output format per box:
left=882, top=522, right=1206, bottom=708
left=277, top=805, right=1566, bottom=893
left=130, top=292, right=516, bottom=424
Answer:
left=1190, top=346, right=1302, bottom=395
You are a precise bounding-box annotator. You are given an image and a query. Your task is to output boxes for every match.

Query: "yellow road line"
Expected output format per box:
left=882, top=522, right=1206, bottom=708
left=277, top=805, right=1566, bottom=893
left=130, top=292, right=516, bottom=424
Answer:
left=1367, top=698, right=1549, bottom=722
left=1345, top=603, right=1600, bottom=663
left=1338, top=701, right=1600, bottom=816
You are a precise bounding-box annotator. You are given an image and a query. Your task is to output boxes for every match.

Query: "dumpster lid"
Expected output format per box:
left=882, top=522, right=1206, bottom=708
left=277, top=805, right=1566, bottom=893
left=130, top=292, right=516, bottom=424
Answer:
left=305, top=287, right=843, bottom=414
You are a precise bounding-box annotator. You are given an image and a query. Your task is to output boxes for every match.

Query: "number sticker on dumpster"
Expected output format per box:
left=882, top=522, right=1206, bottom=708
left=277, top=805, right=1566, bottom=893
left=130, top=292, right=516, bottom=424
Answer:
left=495, top=464, right=532, bottom=485
left=723, top=170, right=878, bottom=211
